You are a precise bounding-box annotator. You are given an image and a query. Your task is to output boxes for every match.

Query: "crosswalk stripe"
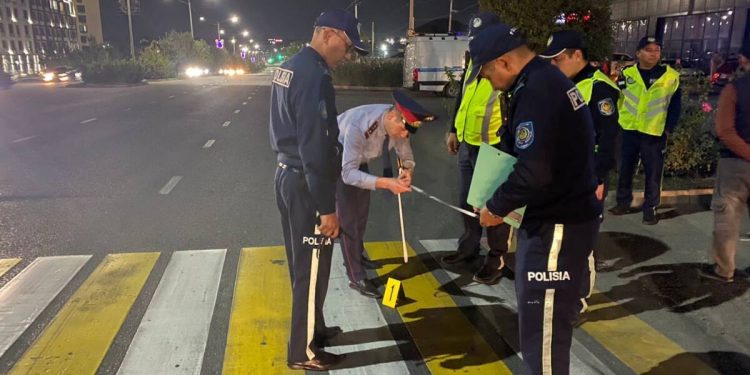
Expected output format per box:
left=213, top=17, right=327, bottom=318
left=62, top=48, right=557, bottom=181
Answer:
left=117, top=250, right=227, bottom=375
left=367, top=241, right=514, bottom=374
left=0, top=256, right=91, bottom=358
left=10, top=253, right=159, bottom=375
left=0, top=258, right=21, bottom=277
left=581, top=291, right=719, bottom=374
left=223, top=247, right=292, bottom=374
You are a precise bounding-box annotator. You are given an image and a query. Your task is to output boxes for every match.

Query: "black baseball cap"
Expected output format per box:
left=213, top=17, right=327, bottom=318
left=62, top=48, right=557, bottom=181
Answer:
left=468, top=12, right=501, bottom=37
left=467, top=22, right=528, bottom=83
left=540, top=30, right=587, bottom=58
left=314, top=9, right=369, bottom=55
left=637, top=36, right=662, bottom=51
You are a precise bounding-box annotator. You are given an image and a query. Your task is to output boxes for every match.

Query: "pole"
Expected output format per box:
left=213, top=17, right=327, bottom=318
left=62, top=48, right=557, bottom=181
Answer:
left=126, top=0, right=134, bottom=58
left=355, top=2, right=360, bottom=33
left=371, top=22, right=375, bottom=53
left=187, top=0, right=194, bottom=39
left=408, top=0, right=415, bottom=36
left=217, top=22, right=221, bottom=40
left=397, top=159, right=408, bottom=263
left=448, top=0, right=454, bottom=34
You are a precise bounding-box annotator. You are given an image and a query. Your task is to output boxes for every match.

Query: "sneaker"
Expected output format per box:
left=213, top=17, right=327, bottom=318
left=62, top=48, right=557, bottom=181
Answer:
left=697, top=264, right=734, bottom=283
left=608, top=205, right=630, bottom=216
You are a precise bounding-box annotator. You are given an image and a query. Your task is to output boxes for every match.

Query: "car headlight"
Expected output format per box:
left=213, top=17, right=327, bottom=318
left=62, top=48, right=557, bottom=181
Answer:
left=43, top=72, right=55, bottom=81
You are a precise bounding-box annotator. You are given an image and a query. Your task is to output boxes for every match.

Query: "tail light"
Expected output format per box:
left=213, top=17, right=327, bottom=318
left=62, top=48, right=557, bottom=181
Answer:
left=412, top=68, right=419, bottom=83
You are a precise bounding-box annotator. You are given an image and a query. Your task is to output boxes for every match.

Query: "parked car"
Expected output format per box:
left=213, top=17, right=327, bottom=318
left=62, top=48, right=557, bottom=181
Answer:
left=710, top=57, right=739, bottom=94
left=43, top=66, right=82, bottom=82
left=0, top=71, right=14, bottom=89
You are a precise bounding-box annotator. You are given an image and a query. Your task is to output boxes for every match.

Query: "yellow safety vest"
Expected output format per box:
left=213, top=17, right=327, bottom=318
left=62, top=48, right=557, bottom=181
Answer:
left=618, top=65, right=680, bottom=136
left=576, top=69, right=619, bottom=104
left=454, top=60, right=503, bottom=146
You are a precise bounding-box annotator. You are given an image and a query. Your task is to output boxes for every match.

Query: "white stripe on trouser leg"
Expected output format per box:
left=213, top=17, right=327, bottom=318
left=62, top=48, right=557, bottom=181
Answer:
left=586, top=251, right=596, bottom=299
left=306, top=225, right=322, bottom=360
left=543, top=224, right=564, bottom=375
left=579, top=298, right=588, bottom=314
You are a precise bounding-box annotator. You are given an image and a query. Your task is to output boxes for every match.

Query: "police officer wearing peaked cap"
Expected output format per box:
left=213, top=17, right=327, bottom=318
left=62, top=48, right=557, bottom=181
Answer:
left=442, top=11, right=513, bottom=287
left=468, top=22, right=601, bottom=374
left=541, top=30, right=621, bottom=320
left=269, top=8, right=367, bottom=372
left=336, top=90, right=436, bottom=298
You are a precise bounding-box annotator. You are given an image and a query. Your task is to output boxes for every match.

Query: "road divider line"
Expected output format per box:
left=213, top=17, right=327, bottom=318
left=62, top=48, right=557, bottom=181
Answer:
left=9, top=253, right=159, bottom=375
left=124, top=108, right=132, bottom=112
left=222, top=121, right=231, bottom=127
left=168, top=95, right=175, bottom=99
left=159, top=176, right=183, bottom=195
left=117, top=250, right=226, bottom=375
left=242, top=102, right=247, bottom=106
left=368, top=242, right=515, bottom=374
left=80, top=118, right=97, bottom=124
left=234, top=109, right=240, bottom=114
left=223, top=247, right=291, bottom=374
left=0, top=256, right=91, bottom=357
left=10, top=136, right=37, bottom=144
left=203, top=140, right=216, bottom=149
left=0, top=258, right=22, bottom=277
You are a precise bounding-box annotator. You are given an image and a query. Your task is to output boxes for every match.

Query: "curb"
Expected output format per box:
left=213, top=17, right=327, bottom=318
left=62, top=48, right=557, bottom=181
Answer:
left=66, top=82, right=148, bottom=88
left=604, top=188, right=713, bottom=209
left=334, top=85, right=400, bottom=92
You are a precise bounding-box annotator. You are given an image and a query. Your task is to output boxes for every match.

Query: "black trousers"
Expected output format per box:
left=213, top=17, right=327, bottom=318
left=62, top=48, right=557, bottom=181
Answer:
left=515, top=219, right=600, bottom=375
left=457, top=142, right=510, bottom=264
left=335, top=165, right=371, bottom=283
left=616, top=130, right=666, bottom=216
left=275, top=166, right=334, bottom=363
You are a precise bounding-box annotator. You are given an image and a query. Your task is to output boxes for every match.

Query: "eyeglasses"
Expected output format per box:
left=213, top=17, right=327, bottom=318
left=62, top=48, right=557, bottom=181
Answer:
left=332, top=29, right=356, bottom=56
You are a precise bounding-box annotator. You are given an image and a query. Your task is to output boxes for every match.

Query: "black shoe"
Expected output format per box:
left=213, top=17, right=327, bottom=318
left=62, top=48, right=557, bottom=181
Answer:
left=361, top=256, right=381, bottom=270
left=472, top=258, right=506, bottom=285
left=574, top=312, right=588, bottom=328
left=313, top=326, right=343, bottom=347
left=697, top=264, right=734, bottom=283
left=643, top=207, right=659, bottom=225
left=349, top=279, right=381, bottom=298
left=288, top=352, right=345, bottom=371
left=608, top=205, right=630, bottom=216
left=441, top=251, right=477, bottom=265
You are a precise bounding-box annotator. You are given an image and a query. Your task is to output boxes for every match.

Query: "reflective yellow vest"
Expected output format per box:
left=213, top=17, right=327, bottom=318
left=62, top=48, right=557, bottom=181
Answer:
left=618, top=65, right=680, bottom=136
left=454, top=60, right=503, bottom=146
left=576, top=69, right=619, bottom=104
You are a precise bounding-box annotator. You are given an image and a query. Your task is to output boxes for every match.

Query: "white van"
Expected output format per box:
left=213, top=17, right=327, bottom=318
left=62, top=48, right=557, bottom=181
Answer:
left=403, top=34, right=469, bottom=97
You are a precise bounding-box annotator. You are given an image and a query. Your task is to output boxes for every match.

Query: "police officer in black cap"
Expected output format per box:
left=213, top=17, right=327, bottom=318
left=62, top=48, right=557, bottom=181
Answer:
left=468, top=23, right=601, bottom=374
left=270, top=8, right=367, bottom=371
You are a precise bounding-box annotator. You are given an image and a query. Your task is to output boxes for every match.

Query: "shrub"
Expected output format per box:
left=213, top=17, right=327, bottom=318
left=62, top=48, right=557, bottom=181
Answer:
left=82, top=59, right=144, bottom=84
left=332, top=58, right=403, bottom=87
left=139, top=44, right=176, bottom=79
left=664, top=98, right=719, bottom=177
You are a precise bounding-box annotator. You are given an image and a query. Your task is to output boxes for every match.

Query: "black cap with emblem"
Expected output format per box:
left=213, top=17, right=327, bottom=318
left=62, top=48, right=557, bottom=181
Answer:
left=637, top=36, right=662, bottom=51
left=315, top=9, right=369, bottom=55
left=392, top=90, right=437, bottom=133
left=468, top=12, right=501, bottom=37
left=466, top=22, right=528, bottom=84
left=540, top=30, right=587, bottom=59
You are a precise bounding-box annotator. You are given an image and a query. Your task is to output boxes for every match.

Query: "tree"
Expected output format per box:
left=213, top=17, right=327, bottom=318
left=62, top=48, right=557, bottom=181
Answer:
left=157, top=31, right=212, bottom=69
left=139, top=41, right=175, bottom=79
left=479, top=0, right=613, bottom=61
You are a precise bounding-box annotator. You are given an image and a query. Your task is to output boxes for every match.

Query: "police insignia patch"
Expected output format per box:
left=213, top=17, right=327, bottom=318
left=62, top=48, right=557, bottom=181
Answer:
left=566, top=87, right=586, bottom=111
left=597, top=98, right=615, bottom=116
left=515, top=122, right=534, bottom=149
left=272, top=68, right=294, bottom=87
left=626, top=76, right=636, bottom=85
left=472, top=17, right=482, bottom=28
left=319, top=100, right=328, bottom=119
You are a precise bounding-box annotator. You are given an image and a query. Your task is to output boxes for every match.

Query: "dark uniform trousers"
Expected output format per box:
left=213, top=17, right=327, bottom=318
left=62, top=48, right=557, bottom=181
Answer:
left=336, top=164, right=371, bottom=283
left=274, top=166, right=334, bottom=363
left=458, top=142, right=510, bottom=265
left=616, top=130, right=667, bottom=216
left=515, top=219, right=599, bottom=375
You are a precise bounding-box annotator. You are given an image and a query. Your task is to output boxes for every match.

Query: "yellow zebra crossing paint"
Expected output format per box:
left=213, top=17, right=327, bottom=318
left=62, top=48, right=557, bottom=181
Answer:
left=0, top=258, right=21, bottom=277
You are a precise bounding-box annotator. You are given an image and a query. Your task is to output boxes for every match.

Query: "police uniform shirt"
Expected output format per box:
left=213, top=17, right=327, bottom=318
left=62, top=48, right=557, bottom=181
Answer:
left=573, top=64, right=620, bottom=183
left=618, top=64, right=682, bottom=133
left=337, top=104, right=415, bottom=190
left=270, top=46, right=342, bottom=215
left=487, top=57, right=600, bottom=223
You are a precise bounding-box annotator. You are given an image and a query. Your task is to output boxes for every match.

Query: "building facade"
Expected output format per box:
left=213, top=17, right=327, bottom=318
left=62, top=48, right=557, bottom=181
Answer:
left=76, top=0, right=102, bottom=46
left=612, top=0, right=750, bottom=65
left=0, top=0, right=39, bottom=75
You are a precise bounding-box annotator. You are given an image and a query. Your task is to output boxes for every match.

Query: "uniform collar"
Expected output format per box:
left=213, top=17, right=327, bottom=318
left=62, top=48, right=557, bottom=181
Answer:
left=303, top=46, right=330, bottom=72
left=508, top=56, right=544, bottom=94
left=572, top=64, right=597, bottom=84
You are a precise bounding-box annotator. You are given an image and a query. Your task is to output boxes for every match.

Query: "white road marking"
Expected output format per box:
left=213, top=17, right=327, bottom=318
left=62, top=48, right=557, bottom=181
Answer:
left=159, top=176, right=183, bottom=195
left=124, top=108, right=132, bottom=112
left=10, top=136, right=37, bottom=144
left=0, top=255, right=91, bottom=357
left=247, top=96, right=252, bottom=99
left=116, top=250, right=226, bottom=375
left=80, top=118, right=97, bottom=124
left=234, top=109, right=240, bottom=114
left=242, top=102, right=247, bottom=106
left=222, top=121, right=231, bottom=127
left=202, top=140, right=215, bottom=149
left=168, top=95, right=175, bottom=99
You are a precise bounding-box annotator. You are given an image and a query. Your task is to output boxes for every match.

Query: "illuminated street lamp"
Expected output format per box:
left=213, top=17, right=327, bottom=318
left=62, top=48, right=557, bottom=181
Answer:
left=242, top=30, right=249, bottom=37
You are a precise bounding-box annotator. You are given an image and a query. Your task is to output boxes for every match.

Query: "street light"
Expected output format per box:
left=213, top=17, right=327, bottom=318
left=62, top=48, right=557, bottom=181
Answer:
left=199, top=15, right=240, bottom=40
left=199, top=16, right=205, bottom=21
left=165, top=0, right=195, bottom=39
left=230, top=15, right=239, bottom=24
left=242, top=30, right=249, bottom=37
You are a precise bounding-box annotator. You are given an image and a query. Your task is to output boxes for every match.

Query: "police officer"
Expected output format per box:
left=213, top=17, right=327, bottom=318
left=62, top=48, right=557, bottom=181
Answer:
left=443, top=12, right=512, bottom=285
left=541, top=30, right=621, bottom=316
left=469, top=23, right=601, bottom=374
left=609, top=36, right=681, bottom=225
left=337, top=91, right=435, bottom=298
left=270, top=9, right=367, bottom=371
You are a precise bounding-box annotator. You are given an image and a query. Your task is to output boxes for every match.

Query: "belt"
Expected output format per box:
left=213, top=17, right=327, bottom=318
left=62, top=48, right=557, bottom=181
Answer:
left=278, top=162, right=303, bottom=173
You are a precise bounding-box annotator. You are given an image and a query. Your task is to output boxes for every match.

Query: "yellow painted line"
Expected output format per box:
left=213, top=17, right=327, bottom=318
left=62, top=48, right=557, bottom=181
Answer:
left=368, top=241, right=513, bottom=374
left=582, top=291, right=719, bottom=374
left=223, top=247, right=294, bottom=375
left=10, top=252, right=159, bottom=375
left=0, top=258, right=22, bottom=277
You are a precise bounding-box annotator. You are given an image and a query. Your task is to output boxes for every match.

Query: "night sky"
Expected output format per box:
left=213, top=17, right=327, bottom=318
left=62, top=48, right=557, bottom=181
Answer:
left=101, top=0, right=479, bottom=52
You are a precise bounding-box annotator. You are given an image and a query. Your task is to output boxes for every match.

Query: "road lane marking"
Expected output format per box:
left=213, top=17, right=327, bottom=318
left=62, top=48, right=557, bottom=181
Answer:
left=247, top=96, right=251, bottom=99
left=223, top=247, right=290, bottom=374
left=124, top=108, right=132, bottom=112
left=10, top=136, right=37, bottom=144
left=222, top=121, right=231, bottom=127
left=368, top=242, right=515, bottom=374
left=242, top=102, right=247, bottom=106
left=0, top=256, right=91, bottom=357
left=234, top=109, right=240, bottom=114
left=168, top=95, right=175, bottom=99
left=0, top=258, right=22, bottom=277
left=159, top=176, right=183, bottom=195
left=9, top=253, right=159, bottom=375
left=117, top=250, right=226, bottom=375
left=202, top=140, right=215, bottom=149
left=80, top=118, right=97, bottom=124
